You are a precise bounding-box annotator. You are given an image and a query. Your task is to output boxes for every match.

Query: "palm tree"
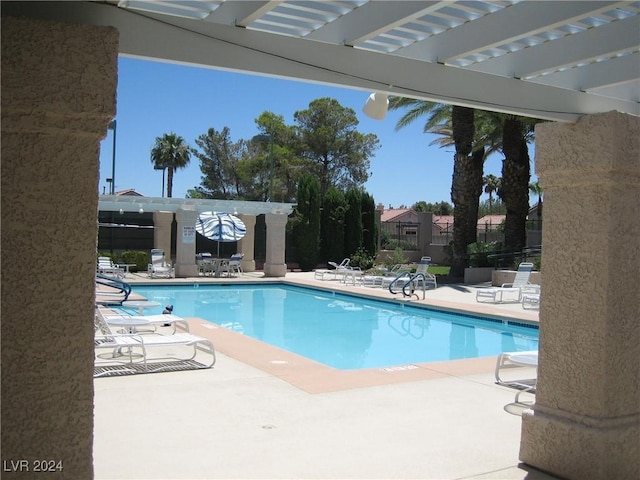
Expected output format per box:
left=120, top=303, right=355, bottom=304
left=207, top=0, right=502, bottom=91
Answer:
left=483, top=174, right=501, bottom=212
left=150, top=132, right=191, bottom=198
left=450, top=106, right=483, bottom=277
left=529, top=180, right=543, bottom=226
left=388, top=98, right=489, bottom=277
left=498, top=116, right=538, bottom=252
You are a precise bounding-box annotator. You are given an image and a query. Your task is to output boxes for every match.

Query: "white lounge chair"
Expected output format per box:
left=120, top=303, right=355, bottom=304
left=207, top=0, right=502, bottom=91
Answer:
left=476, top=262, right=537, bottom=303
left=522, top=292, right=541, bottom=310
left=148, top=249, right=175, bottom=278
left=94, top=308, right=215, bottom=377
left=412, top=256, right=437, bottom=290
left=381, top=259, right=436, bottom=294
left=314, top=258, right=350, bottom=280
left=337, top=265, right=364, bottom=285
left=495, top=350, right=538, bottom=404
left=97, top=256, right=125, bottom=279
left=97, top=306, right=190, bottom=334
left=360, top=264, right=409, bottom=288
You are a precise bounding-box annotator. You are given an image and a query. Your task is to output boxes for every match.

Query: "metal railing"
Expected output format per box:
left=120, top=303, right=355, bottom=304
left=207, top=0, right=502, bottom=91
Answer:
left=380, top=221, right=419, bottom=250
left=485, top=246, right=542, bottom=269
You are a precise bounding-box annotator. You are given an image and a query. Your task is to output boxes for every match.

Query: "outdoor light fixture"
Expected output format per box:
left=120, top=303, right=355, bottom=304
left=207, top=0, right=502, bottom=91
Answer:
left=154, top=164, right=167, bottom=197
left=138, top=207, right=144, bottom=214
left=108, top=119, right=117, bottom=194
left=119, top=208, right=124, bottom=215
left=362, top=92, right=389, bottom=120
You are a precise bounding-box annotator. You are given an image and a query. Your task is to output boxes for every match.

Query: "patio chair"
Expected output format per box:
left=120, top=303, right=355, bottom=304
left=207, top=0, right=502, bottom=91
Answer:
left=227, top=253, right=244, bottom=277
left=196, top=252, right=215, bottom=276
left=148, top=249, right=175, bottom=278
left=97, top=256, right=125, bottom=279
left=476, top=262, right=537, bottom=303
left=94, top=308, right=215, bottom=377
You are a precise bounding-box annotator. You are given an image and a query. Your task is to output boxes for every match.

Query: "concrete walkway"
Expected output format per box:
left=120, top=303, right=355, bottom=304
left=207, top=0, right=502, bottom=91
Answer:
left=94, top=271, right=557, bottom=479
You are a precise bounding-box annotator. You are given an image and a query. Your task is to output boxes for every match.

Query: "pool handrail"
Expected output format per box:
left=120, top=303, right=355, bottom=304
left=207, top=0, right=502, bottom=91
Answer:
left=96, top=273, right=132, bottom=305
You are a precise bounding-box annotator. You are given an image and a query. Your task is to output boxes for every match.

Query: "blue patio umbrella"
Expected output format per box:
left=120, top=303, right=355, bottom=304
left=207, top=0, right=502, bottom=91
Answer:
left=196, top=212, right=246, bottom=256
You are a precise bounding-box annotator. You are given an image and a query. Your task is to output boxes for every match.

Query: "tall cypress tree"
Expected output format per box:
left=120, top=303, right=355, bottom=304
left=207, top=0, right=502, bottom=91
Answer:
left=292, top=173, right=321, bottom=271
left=343, top=188, right=363, bottom=257
left=361, top=191, right=377, bottom=257
left=321, top=187, right=347, bottom=262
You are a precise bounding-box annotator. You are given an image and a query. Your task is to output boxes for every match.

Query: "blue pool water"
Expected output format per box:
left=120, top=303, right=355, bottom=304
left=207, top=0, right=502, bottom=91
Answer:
left=125, top=284, right=538, bottom=370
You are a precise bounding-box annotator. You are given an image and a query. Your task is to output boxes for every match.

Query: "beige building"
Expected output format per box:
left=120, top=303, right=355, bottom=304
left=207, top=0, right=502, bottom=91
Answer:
left=2, top=3, right=638, bottom=479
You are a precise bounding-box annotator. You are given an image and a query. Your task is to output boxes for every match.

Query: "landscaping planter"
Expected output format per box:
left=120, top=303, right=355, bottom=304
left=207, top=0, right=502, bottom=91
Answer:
left=464, top=267, right=494, bottom=284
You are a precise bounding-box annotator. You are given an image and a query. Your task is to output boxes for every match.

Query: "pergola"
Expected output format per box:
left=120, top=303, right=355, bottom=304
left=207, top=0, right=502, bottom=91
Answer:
left=2, top=2, right=638, bottom=480
left=98, top=195, right=295, bottom=216
left=6, top=1, right=637, bottom=120
left=98, top=195, right=296, bottom=275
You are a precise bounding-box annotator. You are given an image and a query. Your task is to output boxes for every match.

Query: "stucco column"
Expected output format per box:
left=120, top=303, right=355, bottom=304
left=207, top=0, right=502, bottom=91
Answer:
left=174, top=207, right=199, bottom=277
left=153, top=211, right=173, bottom=262
left=520, top=112, right=639, bottom=480
left=237, top=214, right=256, bottom=272
left=263, top=213, right=288, bottom=277
left=1, top=16, right=118, bottom=479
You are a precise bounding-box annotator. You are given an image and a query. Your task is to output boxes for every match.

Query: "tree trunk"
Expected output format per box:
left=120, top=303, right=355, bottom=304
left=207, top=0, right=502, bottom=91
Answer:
left=466, top=147, right=485, bottom=247
left=167, top=167, right=174, bottom=198
left=450, top=106, right=475, bottom=278
left=500, top=117, right=530, bottom=253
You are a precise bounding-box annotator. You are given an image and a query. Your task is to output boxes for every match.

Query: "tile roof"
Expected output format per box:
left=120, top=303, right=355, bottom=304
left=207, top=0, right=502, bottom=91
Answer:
left=380, top=208, right=414, bottom=222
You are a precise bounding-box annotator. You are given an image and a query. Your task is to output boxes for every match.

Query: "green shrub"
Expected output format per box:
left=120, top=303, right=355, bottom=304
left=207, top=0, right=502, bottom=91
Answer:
left=379, top=229, right=391, bottom=249
left=383, top=248, right=408, bottom=269
left=533, top=257, right=541, bottom=271
left=120, top=251, right=150, bottom=272
left=349, top=247, right=375, bottom=271
left=97, top=252, right=116, bottom=261
left=382, top=239, right=417, bottom=251
left=467, top=242, right=501, bottom=267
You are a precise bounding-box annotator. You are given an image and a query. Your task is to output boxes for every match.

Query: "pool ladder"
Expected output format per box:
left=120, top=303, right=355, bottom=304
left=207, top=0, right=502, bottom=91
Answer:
left=96, top=273, right=132, bottom=305
left=388, top=272, right=436, bottom=300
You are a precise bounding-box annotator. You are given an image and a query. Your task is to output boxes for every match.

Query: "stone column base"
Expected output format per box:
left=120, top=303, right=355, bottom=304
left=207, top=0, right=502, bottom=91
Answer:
left=521, top=406, right=639, bottom=479
left=176, top=263, right=199, bottom=278
left=241, top=259, right=255, bottom=273
left=264, top=263, right=287, bottom=277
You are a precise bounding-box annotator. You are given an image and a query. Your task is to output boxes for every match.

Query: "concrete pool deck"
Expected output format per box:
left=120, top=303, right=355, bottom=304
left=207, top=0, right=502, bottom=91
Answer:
left=94, top=271, right=558, bottom=480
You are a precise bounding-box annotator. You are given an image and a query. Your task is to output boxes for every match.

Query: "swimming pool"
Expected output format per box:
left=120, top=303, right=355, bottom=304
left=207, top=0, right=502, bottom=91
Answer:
left=125, top=284, right=539, bottom=370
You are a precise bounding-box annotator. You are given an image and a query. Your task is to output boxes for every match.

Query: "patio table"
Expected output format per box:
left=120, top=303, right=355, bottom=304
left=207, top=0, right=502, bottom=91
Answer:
left=122, top=300, right=160, bottom=316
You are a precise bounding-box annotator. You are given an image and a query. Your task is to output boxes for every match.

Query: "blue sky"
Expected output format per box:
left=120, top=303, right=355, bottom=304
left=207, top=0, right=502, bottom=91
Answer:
left=99, top=56, right=535, bottom=208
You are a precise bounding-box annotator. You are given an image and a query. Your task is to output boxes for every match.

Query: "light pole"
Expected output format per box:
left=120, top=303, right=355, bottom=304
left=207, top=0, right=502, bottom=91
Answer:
left=154, top=165, right=166, bottom=197
left=108, top=119, right=117, bottom=194
left=251, top=134, right=274, bottom=202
